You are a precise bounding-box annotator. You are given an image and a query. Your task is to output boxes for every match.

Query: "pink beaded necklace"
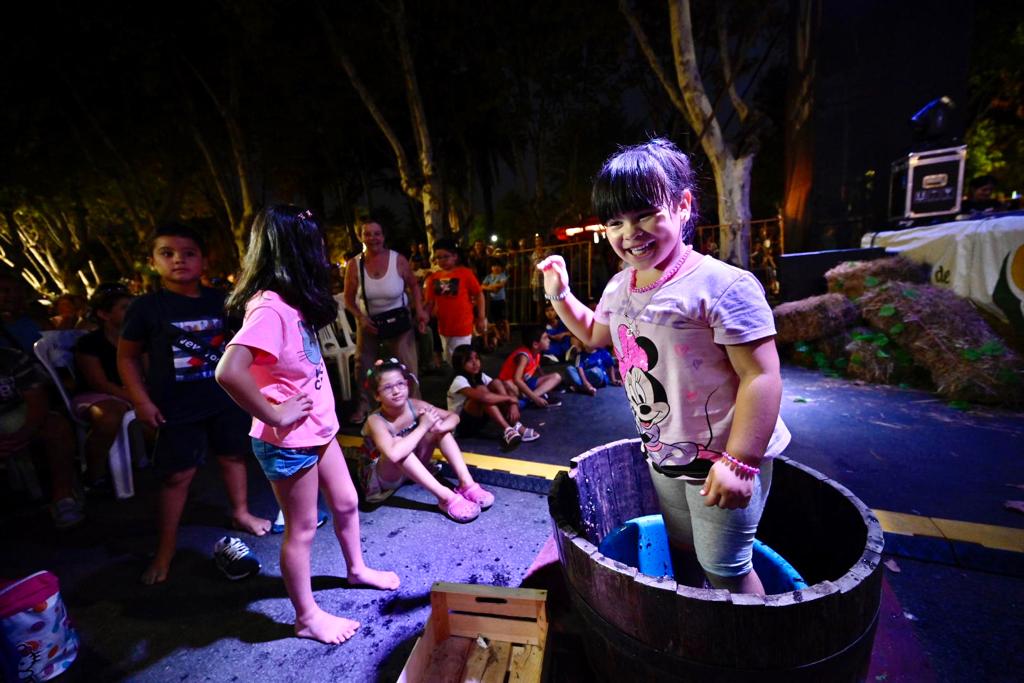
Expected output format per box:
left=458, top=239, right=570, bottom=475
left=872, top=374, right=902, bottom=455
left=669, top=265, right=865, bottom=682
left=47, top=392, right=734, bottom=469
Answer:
left=629, top=243, right=693, bottom=292
left=624, top=243, right=693, bottom=337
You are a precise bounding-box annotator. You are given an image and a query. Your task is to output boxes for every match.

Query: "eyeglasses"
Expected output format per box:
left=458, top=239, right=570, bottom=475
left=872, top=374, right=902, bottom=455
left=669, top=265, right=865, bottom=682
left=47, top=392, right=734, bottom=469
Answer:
left=379, top=380, right=408, bottom=394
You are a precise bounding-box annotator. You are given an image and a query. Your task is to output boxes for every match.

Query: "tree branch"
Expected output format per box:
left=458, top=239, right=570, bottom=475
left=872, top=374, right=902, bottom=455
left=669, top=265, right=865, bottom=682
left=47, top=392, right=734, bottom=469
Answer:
left=619, top=0, right=688, bottom=116
left=669, top=0, right=724, bottom=161
left=316, top=1, right=422, bottom=202
left=716, top=8, right=750, bottom=123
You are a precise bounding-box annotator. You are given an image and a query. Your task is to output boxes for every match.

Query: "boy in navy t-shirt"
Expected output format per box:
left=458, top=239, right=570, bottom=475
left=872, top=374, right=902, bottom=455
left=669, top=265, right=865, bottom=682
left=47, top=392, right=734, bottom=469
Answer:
left=118, top=224, right=270, bottom=584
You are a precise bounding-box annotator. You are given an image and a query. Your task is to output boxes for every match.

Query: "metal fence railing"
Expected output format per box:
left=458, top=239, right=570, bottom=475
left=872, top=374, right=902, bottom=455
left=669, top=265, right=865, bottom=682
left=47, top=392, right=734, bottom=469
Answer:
left=498, top=218, right=784, bottom=326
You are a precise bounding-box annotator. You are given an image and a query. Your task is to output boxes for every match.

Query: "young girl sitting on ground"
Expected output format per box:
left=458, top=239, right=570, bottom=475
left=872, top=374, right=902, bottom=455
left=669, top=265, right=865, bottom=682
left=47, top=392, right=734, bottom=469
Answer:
left=360, top=358, right=495, bottom=522
left=217, top=205, right=399, bottom=645
left=446, top=345, right=539, bottom=451
left=538, top=138, right=789, bottom=595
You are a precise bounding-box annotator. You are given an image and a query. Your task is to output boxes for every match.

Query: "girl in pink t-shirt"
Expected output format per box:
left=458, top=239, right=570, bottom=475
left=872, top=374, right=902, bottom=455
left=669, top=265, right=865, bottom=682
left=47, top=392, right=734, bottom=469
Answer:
left=538, top=139, right=789, bottom=596
left=217, top=205, right=399, bottom=645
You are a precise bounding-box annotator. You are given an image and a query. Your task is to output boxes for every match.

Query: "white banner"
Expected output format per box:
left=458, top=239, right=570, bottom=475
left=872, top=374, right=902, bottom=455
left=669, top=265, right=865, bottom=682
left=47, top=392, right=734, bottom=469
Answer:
left=862, top=215, right=1024, bottom=332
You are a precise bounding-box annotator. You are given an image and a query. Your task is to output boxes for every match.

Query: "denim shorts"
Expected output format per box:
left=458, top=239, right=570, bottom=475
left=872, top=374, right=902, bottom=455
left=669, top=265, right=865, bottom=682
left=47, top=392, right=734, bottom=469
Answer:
left=647, top=458, right=774, bottom=578
left=251, top=438, right=322, bottom=481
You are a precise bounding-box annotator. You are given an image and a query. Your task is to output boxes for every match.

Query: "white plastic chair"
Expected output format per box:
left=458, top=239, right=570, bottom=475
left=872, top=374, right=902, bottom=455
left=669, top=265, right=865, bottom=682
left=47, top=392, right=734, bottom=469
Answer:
left=334, top=309, right=358, bottom=399
left=33, top=330, right=140, bottom=499
left=317, top=319, right=357, bottom=402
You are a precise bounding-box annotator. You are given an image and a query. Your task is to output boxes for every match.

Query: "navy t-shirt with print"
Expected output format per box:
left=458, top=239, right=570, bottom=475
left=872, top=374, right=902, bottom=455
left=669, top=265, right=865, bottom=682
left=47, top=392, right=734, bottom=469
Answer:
left=120, top=287, right=234, bottom=423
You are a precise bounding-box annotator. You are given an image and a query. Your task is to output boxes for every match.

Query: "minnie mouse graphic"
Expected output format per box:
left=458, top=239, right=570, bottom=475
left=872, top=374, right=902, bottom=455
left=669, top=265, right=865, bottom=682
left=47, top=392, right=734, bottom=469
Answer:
left=615, top=325, right=671, bottom=455
left=615, top=324, right=720, bottom=471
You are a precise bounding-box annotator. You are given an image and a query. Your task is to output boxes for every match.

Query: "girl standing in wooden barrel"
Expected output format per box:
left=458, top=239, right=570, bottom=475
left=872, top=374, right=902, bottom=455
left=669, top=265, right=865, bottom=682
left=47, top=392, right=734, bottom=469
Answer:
left=538, top=138, right=790, bottom=595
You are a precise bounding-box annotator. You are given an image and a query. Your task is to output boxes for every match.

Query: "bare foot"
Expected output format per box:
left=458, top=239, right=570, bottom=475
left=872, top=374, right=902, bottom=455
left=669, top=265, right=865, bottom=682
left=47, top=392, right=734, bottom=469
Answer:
left=232, top=512, right=271, bottom=536
left=141, top=556, right=171, bottom=585
left=295, top=608, right=360, bottom=644
left=347, top=566, right=401, bottom=590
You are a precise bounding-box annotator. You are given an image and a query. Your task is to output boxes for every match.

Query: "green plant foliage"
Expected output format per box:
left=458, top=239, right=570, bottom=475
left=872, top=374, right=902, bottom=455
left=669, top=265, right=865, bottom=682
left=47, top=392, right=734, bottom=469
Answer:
left=901, top=289, right=919, bottom=299
left=864, top=275, right=880, bottom=287
left=878, top=304, right=897, bottom=317
left=978, top=340, right=1006, bottom=356
left=889, top=323, right=905, bottom=335
left=997, top=368, right=1020, bottom=384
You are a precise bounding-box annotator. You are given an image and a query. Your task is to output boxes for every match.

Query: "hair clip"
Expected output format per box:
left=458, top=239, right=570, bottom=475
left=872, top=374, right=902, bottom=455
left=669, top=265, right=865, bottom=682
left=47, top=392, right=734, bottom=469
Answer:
left=296, top=209, right=313, bottom=220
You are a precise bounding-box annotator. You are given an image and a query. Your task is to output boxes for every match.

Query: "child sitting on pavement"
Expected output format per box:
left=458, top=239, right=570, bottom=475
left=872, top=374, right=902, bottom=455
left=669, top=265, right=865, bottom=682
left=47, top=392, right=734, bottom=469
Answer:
left=566, top=337, right=622, bottom=396
left=446, top=345, right=539, bottom=452
left=497, top=325, right=562, bottom=409
left=360, top=358, right=495, bottom=522
left=543, top=303, right=572, bottom=362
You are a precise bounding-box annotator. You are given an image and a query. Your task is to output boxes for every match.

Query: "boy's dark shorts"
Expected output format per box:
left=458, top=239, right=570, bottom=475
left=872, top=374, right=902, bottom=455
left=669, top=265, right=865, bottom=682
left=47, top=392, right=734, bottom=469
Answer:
left=517, top=375, right=539, bottom=409
left=489, top=299, right=507, bottom=322
left=152, top=404, right=252, bottom=477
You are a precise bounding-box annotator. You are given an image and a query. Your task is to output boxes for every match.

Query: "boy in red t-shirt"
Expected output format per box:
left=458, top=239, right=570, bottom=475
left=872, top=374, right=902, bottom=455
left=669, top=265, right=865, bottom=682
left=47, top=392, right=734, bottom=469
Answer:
left=497, top=325, right=563, bottom=408
left=423, top=238, right=485, bottom=362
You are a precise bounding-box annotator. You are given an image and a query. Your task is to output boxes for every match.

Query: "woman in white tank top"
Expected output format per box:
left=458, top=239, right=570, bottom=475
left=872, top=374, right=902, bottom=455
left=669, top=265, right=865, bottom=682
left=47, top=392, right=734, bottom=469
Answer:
left=342, top=220, right=428, bottom=423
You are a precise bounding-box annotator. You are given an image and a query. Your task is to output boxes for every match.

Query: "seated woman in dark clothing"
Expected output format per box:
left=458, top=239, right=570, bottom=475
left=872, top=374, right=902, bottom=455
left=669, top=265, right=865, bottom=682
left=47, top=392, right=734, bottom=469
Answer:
left=73, top=284, right=135, bottom=488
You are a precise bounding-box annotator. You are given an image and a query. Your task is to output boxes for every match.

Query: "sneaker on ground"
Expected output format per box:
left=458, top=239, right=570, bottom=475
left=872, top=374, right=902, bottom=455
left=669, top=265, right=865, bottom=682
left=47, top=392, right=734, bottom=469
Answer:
left=52, top=497, right=84, bottom=530
left=543, top=394, right=563, bottom=407
left=541, top=353, right=560, bottom=364
left=213, top=536, right=261, bottom=580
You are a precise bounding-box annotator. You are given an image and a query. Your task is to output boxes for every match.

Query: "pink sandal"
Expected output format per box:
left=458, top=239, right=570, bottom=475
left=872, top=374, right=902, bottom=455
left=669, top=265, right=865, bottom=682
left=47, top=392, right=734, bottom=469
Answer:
left=439, top=493, right=480, bottom=523
left=456, top=482, right=495, bottom=510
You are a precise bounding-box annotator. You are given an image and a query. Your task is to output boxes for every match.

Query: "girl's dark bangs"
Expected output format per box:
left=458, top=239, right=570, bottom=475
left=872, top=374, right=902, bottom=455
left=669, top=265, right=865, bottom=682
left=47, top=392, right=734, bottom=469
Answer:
left=593, top=156, right=669, bottom=223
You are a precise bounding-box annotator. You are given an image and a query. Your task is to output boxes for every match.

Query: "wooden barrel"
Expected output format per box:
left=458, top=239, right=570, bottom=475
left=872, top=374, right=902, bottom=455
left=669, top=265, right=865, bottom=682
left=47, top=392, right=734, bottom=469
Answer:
left=548, top=439, right=883, bottom=683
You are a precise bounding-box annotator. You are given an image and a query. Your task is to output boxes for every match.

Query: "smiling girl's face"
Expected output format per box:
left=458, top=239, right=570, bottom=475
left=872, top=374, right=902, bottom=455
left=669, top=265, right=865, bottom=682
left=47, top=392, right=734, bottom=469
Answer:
left=604, top=190, right=692, bottom=273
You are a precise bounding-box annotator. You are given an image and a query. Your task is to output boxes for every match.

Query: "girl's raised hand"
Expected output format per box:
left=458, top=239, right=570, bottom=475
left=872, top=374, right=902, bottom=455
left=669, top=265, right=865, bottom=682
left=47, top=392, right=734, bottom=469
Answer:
left=272, top=392, right=314, bottom=428
left=700, top=459, right=754, bottom=509
left=536, top=255, right=570, bottom=297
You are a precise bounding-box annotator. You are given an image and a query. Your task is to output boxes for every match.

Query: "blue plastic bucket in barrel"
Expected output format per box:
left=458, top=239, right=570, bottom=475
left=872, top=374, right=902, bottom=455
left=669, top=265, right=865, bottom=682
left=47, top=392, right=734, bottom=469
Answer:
left=597, top=514, right=808, bottom=593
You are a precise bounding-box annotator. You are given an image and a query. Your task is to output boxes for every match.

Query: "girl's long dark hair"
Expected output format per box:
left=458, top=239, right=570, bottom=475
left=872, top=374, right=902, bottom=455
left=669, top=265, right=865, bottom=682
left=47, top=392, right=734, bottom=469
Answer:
left=451, top=344, right=483, bottom=387
left=226, top=205, right=337, bottom=329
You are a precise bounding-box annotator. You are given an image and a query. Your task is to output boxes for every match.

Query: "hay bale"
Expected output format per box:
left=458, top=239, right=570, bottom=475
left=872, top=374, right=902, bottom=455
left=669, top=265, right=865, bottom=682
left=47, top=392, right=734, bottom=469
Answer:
left=825, top=256, right=928, bottom=300
left=788, top=332, right=852, bottom=375
left=858, top=282, right=1024, bottom=405
left=773, top=293, right=859, bottom=344
left=844, top=329, right=928, bottom=386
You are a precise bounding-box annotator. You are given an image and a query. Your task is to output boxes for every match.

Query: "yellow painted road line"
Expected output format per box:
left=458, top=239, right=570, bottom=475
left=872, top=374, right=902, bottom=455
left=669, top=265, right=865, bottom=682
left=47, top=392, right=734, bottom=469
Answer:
left=874, top=509, right=1024, bottom=553
left=337, top=434, right=569, bottom=479
left=337, top=435, right=1023, bottom=553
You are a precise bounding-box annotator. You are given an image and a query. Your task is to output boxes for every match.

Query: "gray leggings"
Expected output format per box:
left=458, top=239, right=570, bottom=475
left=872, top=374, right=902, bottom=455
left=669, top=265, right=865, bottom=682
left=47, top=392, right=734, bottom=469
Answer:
left=647, top=458, right=773, bottom=579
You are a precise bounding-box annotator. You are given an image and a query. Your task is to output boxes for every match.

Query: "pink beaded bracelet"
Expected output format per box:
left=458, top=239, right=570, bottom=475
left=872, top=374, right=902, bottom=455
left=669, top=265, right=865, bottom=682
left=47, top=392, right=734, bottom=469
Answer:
left=719, top=452, right=760, bottom=477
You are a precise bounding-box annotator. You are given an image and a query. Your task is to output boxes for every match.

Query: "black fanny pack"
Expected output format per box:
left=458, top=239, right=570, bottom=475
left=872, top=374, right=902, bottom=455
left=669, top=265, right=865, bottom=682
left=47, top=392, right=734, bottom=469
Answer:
left=370, top=307, right=412, bottom=339
left=360, top=255, right=412, bottom=339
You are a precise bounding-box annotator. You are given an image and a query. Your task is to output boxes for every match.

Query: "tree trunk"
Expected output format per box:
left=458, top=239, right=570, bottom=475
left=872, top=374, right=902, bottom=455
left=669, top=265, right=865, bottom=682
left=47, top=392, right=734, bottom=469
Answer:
left=712, top=153, right=754, bottom=266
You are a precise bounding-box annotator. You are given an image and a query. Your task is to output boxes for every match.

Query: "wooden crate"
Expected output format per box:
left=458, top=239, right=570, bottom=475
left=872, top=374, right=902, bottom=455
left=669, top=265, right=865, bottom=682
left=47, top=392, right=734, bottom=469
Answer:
left=398, top=582, right=548, bottom=683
